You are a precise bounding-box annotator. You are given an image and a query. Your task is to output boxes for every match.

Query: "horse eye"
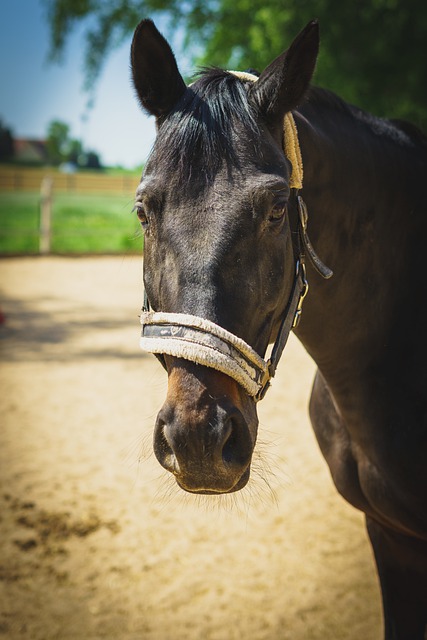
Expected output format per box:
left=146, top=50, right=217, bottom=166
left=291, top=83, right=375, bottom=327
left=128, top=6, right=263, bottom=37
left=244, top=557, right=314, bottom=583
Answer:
left=136, top=206, right=149, bottom=229
left=269, top=203, right=287, bottom=222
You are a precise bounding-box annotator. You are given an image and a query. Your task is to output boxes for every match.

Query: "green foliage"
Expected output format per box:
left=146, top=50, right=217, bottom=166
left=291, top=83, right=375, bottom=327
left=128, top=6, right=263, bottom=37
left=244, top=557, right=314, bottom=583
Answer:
left=43, top=0, right=427, bottom=130
left=45, top=118, right=102, bottom=168
left=67, top=138, right=84, bottom=164
left=46, top=120, right=71, bottom=165
left=0, top=191, right=142, bottom=254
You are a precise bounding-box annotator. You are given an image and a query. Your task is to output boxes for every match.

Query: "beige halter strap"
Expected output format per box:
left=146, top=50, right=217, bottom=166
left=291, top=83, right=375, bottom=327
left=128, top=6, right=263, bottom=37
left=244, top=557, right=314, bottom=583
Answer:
left=228, top=70, right=303, bottom=190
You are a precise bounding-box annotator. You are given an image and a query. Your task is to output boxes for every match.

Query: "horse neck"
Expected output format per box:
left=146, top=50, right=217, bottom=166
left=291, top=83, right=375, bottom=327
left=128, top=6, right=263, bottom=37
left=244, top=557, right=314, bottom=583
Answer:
left=292, top=95, right=427, bottom=400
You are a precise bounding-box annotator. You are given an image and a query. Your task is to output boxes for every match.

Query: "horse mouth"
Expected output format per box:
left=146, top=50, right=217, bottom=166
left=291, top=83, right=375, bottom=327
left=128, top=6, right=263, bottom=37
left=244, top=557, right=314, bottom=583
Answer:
left=175, top=466, right=251, bottom=495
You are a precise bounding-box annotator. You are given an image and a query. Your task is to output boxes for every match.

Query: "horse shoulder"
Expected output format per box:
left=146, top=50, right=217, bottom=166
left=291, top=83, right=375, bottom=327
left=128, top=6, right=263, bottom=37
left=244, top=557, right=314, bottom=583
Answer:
left=308, top=369, right=371, bottom=513
left=309, top=368, right=427, bottom=539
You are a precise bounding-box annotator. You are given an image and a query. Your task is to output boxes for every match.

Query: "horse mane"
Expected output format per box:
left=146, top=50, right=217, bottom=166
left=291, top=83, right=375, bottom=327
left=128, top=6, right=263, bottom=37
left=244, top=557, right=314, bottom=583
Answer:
left=151, top=68, right=260, bottom=186
left=389, top=119, right=427, bottom=148
left=149, top=68, right=426, bottom=186
left=307, top=86, right=427, bottom=149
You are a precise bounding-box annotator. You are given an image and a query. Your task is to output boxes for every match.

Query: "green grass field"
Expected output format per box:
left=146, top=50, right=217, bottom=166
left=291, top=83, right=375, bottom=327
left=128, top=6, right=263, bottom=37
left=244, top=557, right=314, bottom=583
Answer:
left=0, top=191, right=143, bottom=254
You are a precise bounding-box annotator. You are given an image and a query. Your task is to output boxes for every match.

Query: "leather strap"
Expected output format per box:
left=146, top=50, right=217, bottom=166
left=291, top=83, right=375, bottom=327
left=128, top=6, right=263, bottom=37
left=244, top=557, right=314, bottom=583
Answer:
left=258, top=257, right=306, bottom=399
left=296, top=196, right=333, bottom=279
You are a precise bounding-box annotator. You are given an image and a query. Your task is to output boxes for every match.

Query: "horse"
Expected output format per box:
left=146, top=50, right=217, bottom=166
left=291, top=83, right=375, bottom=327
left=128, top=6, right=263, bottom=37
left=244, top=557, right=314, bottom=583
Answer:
left=130, top=18, right=427, bottom=639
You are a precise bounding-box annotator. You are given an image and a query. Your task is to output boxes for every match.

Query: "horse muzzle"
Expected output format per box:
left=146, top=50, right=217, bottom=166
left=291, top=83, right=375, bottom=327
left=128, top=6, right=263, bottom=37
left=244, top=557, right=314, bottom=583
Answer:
left=139, top=243, right=322, bottom=493
left=153, top=357, right=258, bottom=494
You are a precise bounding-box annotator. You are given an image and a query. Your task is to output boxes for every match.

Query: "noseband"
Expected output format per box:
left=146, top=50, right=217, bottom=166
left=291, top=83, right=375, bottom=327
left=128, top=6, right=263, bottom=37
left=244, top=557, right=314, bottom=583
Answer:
left=140, top=72, right=333, bottom=402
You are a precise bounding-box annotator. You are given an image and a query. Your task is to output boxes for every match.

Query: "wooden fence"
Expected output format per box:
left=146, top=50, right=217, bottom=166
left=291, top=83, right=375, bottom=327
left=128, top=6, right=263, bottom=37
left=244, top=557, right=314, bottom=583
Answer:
left=0, top=166, right=140, bottom=194
left=0, top=166, right=142, bottom=254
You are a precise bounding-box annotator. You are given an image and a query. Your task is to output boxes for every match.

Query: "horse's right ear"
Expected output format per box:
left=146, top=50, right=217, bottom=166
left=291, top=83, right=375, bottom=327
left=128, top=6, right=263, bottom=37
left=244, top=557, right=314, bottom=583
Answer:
left=249, top=20, right=319, bottom=122
left=131, top=19, right=186, bottom=118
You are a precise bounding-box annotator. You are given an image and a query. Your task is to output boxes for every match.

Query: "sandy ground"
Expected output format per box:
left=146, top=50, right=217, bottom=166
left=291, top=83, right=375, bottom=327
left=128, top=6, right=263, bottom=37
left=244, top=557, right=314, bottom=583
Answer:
left=0, top=256, right=383, bottom=640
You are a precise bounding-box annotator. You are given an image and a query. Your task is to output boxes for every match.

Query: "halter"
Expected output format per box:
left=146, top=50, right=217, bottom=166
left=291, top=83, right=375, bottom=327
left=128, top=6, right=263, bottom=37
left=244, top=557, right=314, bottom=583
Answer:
left=139, top=72, right=333, bottom=402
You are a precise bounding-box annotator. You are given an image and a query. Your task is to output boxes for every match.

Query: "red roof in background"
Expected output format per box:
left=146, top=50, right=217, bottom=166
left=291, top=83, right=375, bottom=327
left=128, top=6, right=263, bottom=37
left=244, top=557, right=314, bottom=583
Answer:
left=13, top=138, right=48, bottom=162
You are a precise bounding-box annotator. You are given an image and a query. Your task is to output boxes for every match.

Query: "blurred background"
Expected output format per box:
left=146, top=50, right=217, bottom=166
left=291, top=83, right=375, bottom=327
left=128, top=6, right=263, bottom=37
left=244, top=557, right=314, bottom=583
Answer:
left=1, top=3, right=425, bottom=638
left=1, top=0, right=426, bottom=256
left=0, top=0, right=158, bottom=255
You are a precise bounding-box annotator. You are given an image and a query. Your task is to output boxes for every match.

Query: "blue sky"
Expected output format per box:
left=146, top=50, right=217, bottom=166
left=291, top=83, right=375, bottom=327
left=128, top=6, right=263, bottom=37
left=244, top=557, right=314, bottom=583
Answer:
left=0, top=1, right=189, bottom=168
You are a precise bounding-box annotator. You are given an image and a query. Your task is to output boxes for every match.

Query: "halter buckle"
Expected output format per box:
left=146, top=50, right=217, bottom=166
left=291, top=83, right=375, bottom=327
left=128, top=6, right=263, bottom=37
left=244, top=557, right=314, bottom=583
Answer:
left=292, top=260, right=309, bottom=328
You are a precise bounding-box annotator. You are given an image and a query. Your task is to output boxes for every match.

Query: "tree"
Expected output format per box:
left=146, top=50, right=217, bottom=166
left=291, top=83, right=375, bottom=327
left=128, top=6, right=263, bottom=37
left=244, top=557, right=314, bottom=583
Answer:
left=46, top=119, right=71, bottom=164
left=67, top=137, right=83, bottom=164
left=43, top=0, right=427, bottom=130
left=84, top=150, right=102, bottom=169
left=45, top=119, right=103, bottom=167
left=0, top=119, right=14, bottom=161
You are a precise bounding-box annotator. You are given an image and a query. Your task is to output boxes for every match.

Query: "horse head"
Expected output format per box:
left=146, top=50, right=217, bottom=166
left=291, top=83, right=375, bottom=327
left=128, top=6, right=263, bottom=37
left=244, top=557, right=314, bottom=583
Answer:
left=131, top=19, right=319, bottom=494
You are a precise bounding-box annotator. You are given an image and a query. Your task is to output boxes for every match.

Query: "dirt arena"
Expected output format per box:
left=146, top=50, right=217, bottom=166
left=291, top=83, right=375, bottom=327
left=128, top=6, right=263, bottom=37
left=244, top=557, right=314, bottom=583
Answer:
left=0, top=256, right=383, bottom=639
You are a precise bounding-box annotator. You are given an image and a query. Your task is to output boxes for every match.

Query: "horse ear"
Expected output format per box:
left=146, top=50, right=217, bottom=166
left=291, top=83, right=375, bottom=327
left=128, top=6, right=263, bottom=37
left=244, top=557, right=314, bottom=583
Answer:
left=250, top=20, right=319, bottom=121
left=131, top=19, right=186, bottom=118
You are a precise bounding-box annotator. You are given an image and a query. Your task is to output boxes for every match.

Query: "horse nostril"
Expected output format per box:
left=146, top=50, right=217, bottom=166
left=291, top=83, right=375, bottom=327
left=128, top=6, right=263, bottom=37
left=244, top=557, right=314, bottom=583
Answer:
left=222, top=428, right=238, bottom=465
left=221, top=414, right=251, bottom=469
left=154, top=418, right=180, bottom=474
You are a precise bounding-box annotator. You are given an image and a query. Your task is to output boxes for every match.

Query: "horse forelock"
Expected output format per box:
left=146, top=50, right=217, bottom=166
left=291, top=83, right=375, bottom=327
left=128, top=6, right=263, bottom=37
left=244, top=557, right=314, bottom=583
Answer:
left=146, top=69, right=260, bottom=187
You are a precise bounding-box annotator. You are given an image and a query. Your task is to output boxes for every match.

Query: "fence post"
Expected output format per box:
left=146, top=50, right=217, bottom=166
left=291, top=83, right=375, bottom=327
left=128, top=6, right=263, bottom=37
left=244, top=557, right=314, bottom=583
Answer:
left=39, top=176, right=53, bottom=254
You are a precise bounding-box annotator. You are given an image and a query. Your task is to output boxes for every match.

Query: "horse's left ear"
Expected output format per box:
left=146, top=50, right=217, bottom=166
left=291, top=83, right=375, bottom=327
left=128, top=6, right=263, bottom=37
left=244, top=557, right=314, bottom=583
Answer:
left=250, top=20, right=319, bottom=121
left=131, top=19, right=186, bottom=118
